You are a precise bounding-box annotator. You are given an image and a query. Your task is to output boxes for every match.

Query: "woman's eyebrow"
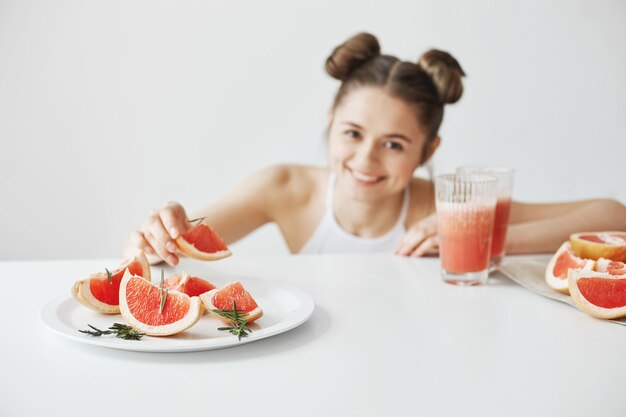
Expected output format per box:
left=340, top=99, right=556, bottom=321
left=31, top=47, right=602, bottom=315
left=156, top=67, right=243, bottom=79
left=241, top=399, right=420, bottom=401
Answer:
left=340, top=121, right=413, bottom=143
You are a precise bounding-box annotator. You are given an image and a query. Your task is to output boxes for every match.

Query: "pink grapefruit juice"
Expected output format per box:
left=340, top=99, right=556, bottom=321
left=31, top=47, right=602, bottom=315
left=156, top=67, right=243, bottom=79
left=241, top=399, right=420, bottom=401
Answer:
left=491, top=198, right=512, bottom=260
left=437, top=203, right=496, bottom=273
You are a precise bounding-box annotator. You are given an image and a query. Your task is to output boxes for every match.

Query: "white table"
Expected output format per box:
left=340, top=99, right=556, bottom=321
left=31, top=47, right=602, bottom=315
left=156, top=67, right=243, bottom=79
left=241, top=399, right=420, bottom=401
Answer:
left=2, top=254, right=625, bottom=417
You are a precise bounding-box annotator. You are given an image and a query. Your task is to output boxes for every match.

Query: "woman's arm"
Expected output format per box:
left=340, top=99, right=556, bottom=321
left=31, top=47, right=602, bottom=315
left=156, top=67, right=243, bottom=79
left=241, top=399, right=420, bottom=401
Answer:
left=506, top=199, right=626, bottom=254
left=123, top=165, right=301, bottom=265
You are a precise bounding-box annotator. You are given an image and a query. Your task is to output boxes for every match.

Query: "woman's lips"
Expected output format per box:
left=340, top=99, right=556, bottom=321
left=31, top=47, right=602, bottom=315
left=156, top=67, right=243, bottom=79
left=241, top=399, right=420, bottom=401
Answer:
left=346, top=167, right=385, bottom=184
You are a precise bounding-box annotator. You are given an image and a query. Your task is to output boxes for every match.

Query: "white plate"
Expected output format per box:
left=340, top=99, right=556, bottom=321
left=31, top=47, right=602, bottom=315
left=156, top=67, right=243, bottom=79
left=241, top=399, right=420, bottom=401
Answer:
left=41, top=278, right=315, bottom=353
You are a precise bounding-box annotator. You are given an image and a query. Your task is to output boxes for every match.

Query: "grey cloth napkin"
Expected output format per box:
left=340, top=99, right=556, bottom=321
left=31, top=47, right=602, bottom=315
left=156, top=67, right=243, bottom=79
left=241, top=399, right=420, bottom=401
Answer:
left=496, top=256, right=626, bottom=326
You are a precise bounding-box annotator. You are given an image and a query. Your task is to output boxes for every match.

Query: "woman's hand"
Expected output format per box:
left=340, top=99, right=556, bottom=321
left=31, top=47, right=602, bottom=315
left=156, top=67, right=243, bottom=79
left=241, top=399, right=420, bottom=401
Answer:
left=124, top=202, right=191, bottom=266
left=394, top=213, right=439, bottom=257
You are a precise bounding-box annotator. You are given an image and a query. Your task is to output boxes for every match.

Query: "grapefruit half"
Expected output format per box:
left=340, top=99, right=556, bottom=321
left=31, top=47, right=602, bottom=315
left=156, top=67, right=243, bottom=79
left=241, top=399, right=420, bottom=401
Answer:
left=568, top=269, right=626, bottom=319
left=570, top=231, right=626, bottom=262
left=71, top=252, right=151, bottom=314
left=164, top=272, right=216, bottom=297
left=200, top=281, right=263, bottom=323
left=119, top=270, right=204, bottom=336
left=545, top=242, right=595, bottom=294
left=175, top=223, right=231, bottom=261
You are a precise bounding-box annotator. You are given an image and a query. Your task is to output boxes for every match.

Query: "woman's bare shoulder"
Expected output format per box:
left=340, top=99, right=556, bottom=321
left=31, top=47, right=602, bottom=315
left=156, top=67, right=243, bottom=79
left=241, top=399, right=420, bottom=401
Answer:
left=256, top=164, right=329, bottom=209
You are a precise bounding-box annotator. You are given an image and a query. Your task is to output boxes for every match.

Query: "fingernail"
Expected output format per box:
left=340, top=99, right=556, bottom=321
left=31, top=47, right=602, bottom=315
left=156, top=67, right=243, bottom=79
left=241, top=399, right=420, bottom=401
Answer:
left=144, top=246, right=154, bottom=254
left=167, top=255, right=178, bottom=266
left=166, top=241, right=177, bottom=252
left=169, top=227, right=179, bottom=238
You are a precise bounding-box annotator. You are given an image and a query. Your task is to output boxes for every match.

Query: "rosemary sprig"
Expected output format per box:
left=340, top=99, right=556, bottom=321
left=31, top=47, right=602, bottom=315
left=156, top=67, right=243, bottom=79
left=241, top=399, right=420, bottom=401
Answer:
left=105, top=268, right=112, bottom=284
left=213, top=300, right=251, bottom=341
left=159, top=269, right=168, bottom=314
left=188, top=217, right=206, bottom=225
left=78, top=323, right=144, bottom=340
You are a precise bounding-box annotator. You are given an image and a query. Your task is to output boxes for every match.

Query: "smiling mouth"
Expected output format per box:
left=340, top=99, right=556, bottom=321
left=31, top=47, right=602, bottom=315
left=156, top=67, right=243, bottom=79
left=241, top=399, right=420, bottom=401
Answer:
left=346, top=167, right=385, bottom=184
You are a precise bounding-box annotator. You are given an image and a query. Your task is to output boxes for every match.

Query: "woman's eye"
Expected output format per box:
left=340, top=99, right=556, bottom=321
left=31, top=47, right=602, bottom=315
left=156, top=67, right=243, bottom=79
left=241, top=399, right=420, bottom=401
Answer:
left=344, top=129, right=360, bottom=139
left=384, top=141, right=404, bottom=151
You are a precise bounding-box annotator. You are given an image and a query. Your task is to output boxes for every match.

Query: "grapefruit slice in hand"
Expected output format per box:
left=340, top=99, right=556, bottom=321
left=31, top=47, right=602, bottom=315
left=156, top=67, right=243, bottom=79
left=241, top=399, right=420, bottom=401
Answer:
left=119, top=270, right=204, bottom=336
left=71, top=252, right=151, bottom=314
left=568, top=269, right=626, bottom=319
left=164, top=272, right=216, bottom=297
left=200, top=281, right=263, bottom=323
left=570, top=231, right=626, bottom=262
left=545, top=242, right=595, bottom=294
left=175, top=223, right=231, bottom=261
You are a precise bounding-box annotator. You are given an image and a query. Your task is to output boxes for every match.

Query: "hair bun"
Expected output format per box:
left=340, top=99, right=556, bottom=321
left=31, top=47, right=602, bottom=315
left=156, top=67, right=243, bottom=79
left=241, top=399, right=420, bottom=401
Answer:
left=418, top=49, right=465, bottom=104
left=325, top=32, right=381, bottom=81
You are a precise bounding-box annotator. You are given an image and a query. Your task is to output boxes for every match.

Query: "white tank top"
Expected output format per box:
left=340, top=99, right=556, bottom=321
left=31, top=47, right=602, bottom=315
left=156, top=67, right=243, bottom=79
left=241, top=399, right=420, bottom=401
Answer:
left=298, top=173, right=410, bottom=254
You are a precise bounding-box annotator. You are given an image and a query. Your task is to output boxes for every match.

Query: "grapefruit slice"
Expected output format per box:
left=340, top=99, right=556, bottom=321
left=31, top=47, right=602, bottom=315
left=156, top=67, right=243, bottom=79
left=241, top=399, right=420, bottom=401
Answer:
left=545, top=241, right=595, bottom=294
left=71, top=252, right=151, bottom=314
left=570, top=231, right=626, bottom=262
left=164, top=272, right=216, bottom=297
left=175, top=223, right=231, bottom=261
left=568, top=269, right=626, bottom=319
left=200, top=281, right=263, bottom=323
left=119, top=270, right=204, bottom=336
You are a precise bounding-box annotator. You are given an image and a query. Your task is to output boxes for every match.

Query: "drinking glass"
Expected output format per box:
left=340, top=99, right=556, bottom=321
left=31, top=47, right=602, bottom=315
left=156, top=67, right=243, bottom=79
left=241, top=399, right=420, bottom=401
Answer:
left=435, top=173, right=498, bottom=286
left=457, top=165, right=515, bottom=267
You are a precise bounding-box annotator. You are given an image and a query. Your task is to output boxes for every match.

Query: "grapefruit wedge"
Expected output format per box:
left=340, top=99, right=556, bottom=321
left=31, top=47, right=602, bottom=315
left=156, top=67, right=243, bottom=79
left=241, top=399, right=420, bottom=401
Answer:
left=176, top=223, right=231, bottom=261
left=71, top=252, right=150, bottom=314
left=119, top=270, right=204, bottom=336
left=545, top=242, right=594, bottom=294
left=570, top=231, right=626, bottom=262
left=200, top=281, right=263, bottom=323
left=568, top=269, right=626, bottom=319
left=164, top=272, right=216, bottom=297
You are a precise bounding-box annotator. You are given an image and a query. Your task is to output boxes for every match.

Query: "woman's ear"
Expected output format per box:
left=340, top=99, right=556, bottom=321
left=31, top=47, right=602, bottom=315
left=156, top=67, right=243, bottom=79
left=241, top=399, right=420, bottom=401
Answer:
left=421, top=135, right=441, bottom=164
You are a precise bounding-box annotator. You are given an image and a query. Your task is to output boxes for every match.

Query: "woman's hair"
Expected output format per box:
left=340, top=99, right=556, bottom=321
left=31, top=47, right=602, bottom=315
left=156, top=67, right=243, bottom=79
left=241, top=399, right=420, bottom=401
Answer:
left=325, top=32, right=465, bottom=143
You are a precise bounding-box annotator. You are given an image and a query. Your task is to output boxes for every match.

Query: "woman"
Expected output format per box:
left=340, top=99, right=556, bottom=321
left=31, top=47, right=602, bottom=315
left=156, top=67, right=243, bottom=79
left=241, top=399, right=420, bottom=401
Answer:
left=124, top=33, right=626, bottom=266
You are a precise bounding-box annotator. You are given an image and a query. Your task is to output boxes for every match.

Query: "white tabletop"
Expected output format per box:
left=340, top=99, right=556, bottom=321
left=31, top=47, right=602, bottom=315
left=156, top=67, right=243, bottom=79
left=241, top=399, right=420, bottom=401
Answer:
left=2, top=254, right=625, bottom=417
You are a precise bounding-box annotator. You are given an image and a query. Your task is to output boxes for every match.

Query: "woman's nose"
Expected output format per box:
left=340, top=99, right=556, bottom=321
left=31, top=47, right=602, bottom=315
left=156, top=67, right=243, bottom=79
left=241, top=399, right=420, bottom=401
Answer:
left=353, top=140, right=379, bottom=164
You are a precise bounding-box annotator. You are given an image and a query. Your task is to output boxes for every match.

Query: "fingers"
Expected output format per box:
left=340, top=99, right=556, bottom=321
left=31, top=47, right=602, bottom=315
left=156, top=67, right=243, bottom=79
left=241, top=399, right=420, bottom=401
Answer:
left=409, top=236, right=439, bottom=257
left=395, top=229, right=429, bottom=256
left=128, top=202, right=190, bottom=267
left=395, top=216, right=439, bottom=257
left=160, top=202, right=190, bottom=240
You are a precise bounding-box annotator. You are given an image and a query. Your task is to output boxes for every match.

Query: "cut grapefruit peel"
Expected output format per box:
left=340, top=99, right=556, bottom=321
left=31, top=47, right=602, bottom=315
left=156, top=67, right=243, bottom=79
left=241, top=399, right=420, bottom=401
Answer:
left=71, top=252, right=151, bottom=314
left=175, top=222, right=232, bottom=261
left=545, top=242, right=595, bottom=295
left=119, top=270, right=204, bottom=336
left=568, top=269, right=626, bottom=320
left=570, top=231, right=626, bottom=262
left=200, top=281, right=263, bottom=324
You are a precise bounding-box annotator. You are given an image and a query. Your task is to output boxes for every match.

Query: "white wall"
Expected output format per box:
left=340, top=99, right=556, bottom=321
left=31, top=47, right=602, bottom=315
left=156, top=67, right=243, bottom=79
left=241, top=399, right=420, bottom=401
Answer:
left=1, top=0, right=625, bottom=260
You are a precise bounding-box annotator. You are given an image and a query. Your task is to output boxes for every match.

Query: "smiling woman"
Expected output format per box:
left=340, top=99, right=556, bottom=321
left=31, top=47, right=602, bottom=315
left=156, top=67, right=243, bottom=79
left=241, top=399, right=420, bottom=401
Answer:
left=123, top=32, right=626, bottom=265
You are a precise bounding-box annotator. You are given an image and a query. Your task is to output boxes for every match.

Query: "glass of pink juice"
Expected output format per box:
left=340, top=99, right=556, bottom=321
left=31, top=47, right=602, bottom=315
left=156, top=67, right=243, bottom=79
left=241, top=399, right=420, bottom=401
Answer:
left=435, top=174, right=498, bottom=286
left=457, top=166, right=515, bottom=267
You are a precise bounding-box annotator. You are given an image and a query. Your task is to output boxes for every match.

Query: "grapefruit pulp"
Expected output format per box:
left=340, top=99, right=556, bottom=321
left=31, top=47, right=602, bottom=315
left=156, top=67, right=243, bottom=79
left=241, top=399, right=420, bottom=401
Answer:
left=119, top=270, right=204, bottom=336
left=568, top=269, right=626, bottom=319
left=71, top=252, right=150, bottom=314
left=175, top=223, right=231, bottom=261
left=545, top=242, right=594, bottom=294
left=164, top=272, right=216, bottom=297
left=200, top=281, right=263, bottom=323
left=570, top=231, right=626, bottom=262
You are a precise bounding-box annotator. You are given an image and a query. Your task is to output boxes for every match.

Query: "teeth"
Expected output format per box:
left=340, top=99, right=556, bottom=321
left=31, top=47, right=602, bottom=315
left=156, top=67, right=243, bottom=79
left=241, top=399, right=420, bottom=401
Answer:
left=350, top=170, right=379, bottom=182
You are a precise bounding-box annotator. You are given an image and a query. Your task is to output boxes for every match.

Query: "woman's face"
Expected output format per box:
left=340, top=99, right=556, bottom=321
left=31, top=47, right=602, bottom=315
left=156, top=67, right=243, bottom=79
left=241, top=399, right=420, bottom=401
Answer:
left=328, top=87, right=435, bottom=202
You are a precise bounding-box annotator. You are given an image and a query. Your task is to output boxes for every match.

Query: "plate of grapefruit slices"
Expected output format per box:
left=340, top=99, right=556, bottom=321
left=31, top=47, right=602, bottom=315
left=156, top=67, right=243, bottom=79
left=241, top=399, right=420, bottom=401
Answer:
left=42, top=271, right=315, bottom=352
left=42, top=224, right=314, bottom=352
